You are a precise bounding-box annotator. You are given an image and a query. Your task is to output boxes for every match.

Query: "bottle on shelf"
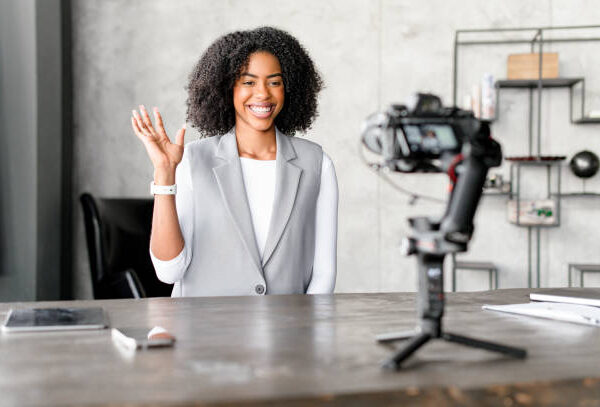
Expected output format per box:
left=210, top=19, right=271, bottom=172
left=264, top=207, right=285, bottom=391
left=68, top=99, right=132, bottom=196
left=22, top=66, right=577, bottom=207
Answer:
left=480, top=73, right=495, bottom=120
left=471, top=84, right=481, bottom=118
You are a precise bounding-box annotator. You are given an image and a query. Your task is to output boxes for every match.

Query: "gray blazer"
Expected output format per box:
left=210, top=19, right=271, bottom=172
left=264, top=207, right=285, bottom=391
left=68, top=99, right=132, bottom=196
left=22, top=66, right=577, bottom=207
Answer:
left=171, top=128, right=323, bottom=297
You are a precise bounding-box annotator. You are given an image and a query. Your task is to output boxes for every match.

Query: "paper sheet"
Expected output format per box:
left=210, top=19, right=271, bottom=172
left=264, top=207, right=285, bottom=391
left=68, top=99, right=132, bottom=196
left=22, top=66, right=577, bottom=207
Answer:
left=483, top=302, right=600, bottom=326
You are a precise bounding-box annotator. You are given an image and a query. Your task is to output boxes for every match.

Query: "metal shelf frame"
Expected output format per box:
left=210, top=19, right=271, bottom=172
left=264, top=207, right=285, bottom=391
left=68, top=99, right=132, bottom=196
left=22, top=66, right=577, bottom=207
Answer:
left=451, top=25, right=600, bottom=288
left=453, top=25, right=600, bottom=157
left=508, top=159, right=563, bottom=288
left=494, top=77, right=600, bottom=125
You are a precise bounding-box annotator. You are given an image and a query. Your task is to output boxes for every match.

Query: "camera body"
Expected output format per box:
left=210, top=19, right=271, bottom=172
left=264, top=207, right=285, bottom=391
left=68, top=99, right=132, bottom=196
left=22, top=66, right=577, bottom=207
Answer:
left=368, top=95, right=526, bottom=370
left=362, top=92, right=502, bottom=322
left=361, top=93, right=485, bottom=173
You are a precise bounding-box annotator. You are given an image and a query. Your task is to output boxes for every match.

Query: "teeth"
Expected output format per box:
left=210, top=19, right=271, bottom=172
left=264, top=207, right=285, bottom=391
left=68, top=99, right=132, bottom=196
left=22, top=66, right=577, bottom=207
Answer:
left=249, top=105, right=272, bottom=113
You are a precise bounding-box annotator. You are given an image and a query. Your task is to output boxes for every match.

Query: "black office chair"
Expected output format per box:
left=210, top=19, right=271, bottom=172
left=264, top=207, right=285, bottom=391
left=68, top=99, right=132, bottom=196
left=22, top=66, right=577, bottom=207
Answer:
left=80, top=193, right=173, bottom=299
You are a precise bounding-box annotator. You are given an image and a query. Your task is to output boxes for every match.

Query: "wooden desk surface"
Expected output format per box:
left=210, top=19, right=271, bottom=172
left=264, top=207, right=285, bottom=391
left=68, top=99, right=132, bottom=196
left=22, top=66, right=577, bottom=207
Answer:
left=1, top=289, right=599, bottom=406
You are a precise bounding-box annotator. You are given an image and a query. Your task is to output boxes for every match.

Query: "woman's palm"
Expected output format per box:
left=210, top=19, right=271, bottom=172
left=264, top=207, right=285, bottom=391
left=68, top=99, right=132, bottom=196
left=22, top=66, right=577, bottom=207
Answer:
left=146, top=133, right=184, bottom=169
left=131, top=106, right=186, bottom=170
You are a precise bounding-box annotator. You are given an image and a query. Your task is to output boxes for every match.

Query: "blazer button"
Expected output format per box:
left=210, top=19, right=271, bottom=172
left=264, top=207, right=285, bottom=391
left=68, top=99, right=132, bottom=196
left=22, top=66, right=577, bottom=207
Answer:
left=255, top=284, right=265, bottom=295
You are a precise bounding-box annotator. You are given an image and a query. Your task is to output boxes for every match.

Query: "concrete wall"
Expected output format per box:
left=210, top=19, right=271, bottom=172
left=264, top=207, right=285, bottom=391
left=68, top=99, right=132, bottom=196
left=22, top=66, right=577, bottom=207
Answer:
left=71, top=0, right=600, bottom=299
left=0, top=0, right=64, bottom=301
left=0, top=0, right=38, bottom=300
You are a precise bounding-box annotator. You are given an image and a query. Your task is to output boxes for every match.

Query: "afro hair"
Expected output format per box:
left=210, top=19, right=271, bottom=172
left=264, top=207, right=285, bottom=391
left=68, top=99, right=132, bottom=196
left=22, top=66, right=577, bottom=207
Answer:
left=186, top=26, right=323, bottom=137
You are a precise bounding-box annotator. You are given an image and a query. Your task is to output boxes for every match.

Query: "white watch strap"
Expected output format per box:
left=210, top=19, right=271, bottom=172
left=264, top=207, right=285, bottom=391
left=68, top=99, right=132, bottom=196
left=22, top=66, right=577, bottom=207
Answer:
left=151, top=181, right=177, bottom=195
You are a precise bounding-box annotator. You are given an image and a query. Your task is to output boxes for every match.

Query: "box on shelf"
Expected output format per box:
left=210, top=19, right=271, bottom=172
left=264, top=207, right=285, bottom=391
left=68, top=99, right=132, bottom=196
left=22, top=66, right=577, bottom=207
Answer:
left=507, top=199, right=557, bottom=225
left=507, top=53, right=559, bottom=80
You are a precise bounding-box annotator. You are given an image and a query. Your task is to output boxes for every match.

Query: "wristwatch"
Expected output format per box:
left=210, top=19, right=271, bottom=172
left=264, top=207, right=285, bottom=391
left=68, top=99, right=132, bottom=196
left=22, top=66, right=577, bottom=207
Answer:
left=150, top=181, right=177, bottom=195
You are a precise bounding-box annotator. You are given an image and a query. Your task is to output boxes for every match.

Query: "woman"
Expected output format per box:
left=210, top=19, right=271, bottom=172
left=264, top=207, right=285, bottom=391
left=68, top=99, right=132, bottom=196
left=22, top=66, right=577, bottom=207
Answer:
left=131, top=27, right=338, bottom=297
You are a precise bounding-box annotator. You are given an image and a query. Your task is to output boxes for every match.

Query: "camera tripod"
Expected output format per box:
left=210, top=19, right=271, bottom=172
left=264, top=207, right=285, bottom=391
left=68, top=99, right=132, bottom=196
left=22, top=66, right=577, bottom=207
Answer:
left=375, top=128, right=527, bottom=370
left=376, top=248, right=527, bottom=370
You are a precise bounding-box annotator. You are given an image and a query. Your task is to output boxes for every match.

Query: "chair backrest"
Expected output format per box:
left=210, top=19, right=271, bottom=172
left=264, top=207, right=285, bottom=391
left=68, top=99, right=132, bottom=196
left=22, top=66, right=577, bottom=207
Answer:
left=80, top=193, right=106, bottom=293
left=80, top=193, right=173, bottom=298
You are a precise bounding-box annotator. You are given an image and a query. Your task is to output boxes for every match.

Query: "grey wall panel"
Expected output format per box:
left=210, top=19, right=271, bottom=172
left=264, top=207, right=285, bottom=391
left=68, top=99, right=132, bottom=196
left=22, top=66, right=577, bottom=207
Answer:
left=0, top=0, right=38, bottom=300
left=0, top=0, right=65, bottom=301
left=35, top=0, right=63, bottom=300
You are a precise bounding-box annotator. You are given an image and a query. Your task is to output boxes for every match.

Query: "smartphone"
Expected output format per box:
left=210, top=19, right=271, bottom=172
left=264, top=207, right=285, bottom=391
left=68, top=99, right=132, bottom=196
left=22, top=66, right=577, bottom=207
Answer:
left=111, top=326, right=175, bottom=350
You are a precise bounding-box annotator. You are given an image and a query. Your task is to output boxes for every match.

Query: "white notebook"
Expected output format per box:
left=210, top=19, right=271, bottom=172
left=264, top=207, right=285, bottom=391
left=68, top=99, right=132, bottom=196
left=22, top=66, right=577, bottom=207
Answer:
left=529, top=289, right=600, bottom=307
left=483, top=302, right=600, bottom=327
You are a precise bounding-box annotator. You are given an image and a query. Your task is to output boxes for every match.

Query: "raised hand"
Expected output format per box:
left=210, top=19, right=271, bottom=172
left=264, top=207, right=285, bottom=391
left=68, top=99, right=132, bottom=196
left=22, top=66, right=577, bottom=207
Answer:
left=131, top=105, right=186, bottom=173
left=133, top=106, right=186, bottom=260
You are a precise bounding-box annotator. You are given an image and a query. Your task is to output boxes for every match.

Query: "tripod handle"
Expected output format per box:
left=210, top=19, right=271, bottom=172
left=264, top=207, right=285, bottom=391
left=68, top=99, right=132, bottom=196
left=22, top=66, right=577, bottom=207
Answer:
left=441, top=126, right=502, bottom=243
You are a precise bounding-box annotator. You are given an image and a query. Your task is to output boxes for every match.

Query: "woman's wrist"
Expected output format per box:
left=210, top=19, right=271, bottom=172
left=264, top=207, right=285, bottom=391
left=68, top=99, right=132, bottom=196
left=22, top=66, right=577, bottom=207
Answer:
left=154, top=168, right=176, bottom=185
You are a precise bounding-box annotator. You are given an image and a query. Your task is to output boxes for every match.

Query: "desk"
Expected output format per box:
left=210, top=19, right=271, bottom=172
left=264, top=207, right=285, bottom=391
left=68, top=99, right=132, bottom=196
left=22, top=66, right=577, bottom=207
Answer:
left=1, top=289, right=599, bottom=406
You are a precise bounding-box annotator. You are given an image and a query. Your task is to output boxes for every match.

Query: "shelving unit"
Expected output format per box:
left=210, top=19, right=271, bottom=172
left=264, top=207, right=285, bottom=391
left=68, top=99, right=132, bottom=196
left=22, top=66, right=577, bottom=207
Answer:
left=557, top=192, right=600, bottom=197
left=507, top=157, right=564, bottom=228
left=507, top=157, right=564, bottom=288
left=495, top=78, right=582, bottom=88
left=494, top=78, right=600, bottom=125
left=573, top=118, right=600, bottom=124
left=453, top=26, right=600, bottom=158
left=452, top=25, right=600, bottom=288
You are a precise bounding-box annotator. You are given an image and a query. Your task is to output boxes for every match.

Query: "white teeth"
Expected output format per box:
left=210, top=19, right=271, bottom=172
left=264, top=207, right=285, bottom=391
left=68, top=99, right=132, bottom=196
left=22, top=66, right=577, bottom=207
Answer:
left=249, top=105, right=272, bottom=113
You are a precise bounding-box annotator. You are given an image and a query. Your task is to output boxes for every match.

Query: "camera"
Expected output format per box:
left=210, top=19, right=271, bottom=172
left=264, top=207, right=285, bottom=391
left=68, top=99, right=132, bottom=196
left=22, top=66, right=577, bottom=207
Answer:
left=361, top=93, right=486, bottom=173
left=365, top=94, right=524, bottom=370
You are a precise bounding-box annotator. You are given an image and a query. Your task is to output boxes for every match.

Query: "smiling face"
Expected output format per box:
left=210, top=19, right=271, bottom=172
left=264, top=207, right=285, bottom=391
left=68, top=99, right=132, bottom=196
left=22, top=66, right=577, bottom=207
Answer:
left=233, top=51, right=285, bottom=134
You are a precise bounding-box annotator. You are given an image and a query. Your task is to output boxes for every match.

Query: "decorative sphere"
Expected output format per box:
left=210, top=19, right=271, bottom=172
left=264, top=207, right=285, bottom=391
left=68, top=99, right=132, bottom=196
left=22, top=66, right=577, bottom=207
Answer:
left=569, top=150, right=599, bottom=179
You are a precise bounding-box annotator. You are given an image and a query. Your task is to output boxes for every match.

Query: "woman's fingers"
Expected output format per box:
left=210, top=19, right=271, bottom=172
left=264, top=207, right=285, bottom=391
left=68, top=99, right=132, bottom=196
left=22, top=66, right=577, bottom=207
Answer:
left=131, top=116, right=145, bottom=141
left=175, top=123, right=186, bottom=146
left=139, top=105, right=158, bottom=137
left=131, top=108, right=185, bottom=168
left=131, top=113, right=153, bottom=141
left=153, top=107, right=169, bottom=140
left=132, top=109, right=154, bottom=139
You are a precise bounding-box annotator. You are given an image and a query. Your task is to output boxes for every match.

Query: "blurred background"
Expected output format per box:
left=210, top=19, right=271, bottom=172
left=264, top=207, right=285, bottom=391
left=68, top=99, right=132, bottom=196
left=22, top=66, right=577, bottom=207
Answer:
left=1, top=0, right=600, bottom=301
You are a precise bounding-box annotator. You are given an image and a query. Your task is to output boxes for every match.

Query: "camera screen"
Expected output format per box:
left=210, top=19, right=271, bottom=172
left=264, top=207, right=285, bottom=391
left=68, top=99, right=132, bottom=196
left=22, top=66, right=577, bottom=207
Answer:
left=402, top=124, right=458, bottom=155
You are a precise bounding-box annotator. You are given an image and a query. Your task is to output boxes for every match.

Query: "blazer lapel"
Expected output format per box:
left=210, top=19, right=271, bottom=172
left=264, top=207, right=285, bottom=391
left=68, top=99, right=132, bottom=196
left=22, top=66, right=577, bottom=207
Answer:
left=212, top=129, right=263, bottom=274
left=262, top=129, right=302, bottom=266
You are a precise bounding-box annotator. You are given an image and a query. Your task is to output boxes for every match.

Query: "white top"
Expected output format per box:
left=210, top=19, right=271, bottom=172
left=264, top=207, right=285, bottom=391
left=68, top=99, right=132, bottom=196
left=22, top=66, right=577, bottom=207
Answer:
left=150, top=151, right=338, bottom=295
left=239, top=157, right=277, bottom=259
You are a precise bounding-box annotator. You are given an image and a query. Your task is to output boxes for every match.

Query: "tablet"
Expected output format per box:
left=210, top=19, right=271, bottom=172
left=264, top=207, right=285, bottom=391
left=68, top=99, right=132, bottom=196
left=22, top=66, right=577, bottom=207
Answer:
left=1, top=307, right=107, bottom=332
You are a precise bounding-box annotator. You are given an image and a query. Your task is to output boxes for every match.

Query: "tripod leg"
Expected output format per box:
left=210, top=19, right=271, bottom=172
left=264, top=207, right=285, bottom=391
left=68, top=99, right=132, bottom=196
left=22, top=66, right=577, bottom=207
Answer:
left=382, top=333, right=431, bottom=370
left=443, top=332, right=527, bottom=359
left=375, top=330, right=416, bottom=344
